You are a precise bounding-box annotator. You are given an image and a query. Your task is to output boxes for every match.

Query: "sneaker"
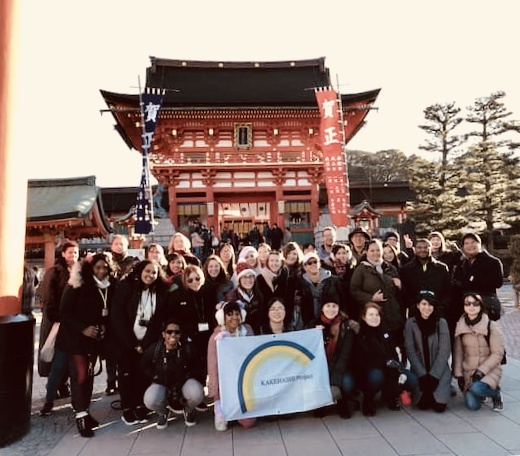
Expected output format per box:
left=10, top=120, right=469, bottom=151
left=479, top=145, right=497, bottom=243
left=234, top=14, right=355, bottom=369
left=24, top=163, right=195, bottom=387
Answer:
left=195, top=401, right=208, bottom=412
left=105, top=382, right=118, bottom=396
left=492, top=390, right=504, bottom=411
left=135, top=406, right=150, bottom=423
left=156, top=412, right=169, bottom=430
left=121, top=409, right=139, bottom=426
left=76, top=416, right=94, bottom=438
left=39, top=402, right=53, bottom=417
left=214, top=414, right=228, bottom=431
left=387, top=397, right=401, bottom=411
left=84, top=413, right=100, bottom=430
left=362, top=397, right=376, bottom=417
left=168, top=398, right=184, bottom=415
left=184, top=406, right=196, bottom=427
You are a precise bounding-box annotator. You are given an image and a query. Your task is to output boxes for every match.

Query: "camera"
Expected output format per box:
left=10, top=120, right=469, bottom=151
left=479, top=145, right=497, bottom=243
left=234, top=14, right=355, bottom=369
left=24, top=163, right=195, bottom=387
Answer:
left=138, top=319, right=149, bottom=327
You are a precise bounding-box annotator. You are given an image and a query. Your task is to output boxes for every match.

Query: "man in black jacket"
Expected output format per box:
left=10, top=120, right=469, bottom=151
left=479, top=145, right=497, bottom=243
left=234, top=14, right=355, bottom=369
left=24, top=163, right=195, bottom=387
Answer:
left=142, top=320, right=204, bottom=430
left=400, top=238, right=452, bottom=318
left=453, top=232, right=504, bottom=321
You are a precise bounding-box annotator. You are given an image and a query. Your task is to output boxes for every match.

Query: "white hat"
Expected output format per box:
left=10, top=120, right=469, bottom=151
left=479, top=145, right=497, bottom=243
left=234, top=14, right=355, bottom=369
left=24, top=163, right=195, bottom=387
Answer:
left=302, top=251, right=320, bottom=265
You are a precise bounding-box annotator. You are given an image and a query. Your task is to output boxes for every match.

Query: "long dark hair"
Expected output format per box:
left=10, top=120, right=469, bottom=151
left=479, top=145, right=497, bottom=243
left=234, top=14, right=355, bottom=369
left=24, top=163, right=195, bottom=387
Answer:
left=129, top=259, right=166, bottom=292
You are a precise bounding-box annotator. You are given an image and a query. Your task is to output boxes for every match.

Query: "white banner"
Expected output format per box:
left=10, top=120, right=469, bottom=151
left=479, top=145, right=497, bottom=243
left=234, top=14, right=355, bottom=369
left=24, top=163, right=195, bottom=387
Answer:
left=217, top=328, right=333, bottom=420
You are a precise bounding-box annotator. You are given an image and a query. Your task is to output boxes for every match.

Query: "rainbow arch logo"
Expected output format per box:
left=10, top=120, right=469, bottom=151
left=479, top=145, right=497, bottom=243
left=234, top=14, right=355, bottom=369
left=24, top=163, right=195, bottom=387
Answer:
left=237, top=340, right=315, bottom=413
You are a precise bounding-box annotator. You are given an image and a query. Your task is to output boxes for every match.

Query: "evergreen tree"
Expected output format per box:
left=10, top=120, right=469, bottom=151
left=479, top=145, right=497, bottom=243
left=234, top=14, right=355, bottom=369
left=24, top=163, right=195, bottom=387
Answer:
left=418, top=102, right=464, bottom=188
left=459, top=91, right=520, bottom=250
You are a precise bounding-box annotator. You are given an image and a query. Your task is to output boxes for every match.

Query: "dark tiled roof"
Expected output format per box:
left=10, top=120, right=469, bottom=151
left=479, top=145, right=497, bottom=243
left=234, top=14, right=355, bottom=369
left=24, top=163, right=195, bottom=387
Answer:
left=27, top=176, right=111, bottom=233
left=319, top=181, right=415, bottom=206
left=101, top=57, right=380, bottom=108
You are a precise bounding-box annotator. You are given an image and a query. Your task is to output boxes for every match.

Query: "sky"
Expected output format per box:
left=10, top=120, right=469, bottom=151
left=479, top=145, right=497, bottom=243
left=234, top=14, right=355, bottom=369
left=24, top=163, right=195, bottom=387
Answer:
left=11, top=0, right=520, bottom=188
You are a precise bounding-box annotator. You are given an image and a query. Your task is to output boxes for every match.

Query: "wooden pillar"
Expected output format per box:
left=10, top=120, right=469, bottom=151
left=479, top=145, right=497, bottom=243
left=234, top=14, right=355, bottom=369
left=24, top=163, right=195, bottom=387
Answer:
left=309, top=178, right=320, bottom=226
left=0, top=0, right=35, bottom=447
left=0, top=0, right=25, bottom=317
left=44, top=232, right=56, bottom=270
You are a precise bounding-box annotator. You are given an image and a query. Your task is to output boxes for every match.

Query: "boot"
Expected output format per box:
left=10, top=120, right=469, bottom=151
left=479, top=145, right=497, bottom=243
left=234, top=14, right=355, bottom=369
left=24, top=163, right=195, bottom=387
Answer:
left=76, top=415, right=94, bottom=438
left=362, top=396, right=376, bottom=417
left=337, top=398, right=351, bottom=419
left=387, top=397, right=401, bottom=411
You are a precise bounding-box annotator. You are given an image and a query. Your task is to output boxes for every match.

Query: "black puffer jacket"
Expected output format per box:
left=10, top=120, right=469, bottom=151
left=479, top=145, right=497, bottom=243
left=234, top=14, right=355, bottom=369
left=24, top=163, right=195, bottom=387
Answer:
left=141, top=339, right=196, bottom=395
left=55, top=261, right=116, bottom=357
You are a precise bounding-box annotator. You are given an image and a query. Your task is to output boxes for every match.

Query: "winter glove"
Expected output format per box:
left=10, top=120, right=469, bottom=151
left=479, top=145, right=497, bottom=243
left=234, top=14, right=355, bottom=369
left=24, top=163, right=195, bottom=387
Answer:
left=457, top=377, right=465, bottom=392
left=471, top=370, right=485, bottom=383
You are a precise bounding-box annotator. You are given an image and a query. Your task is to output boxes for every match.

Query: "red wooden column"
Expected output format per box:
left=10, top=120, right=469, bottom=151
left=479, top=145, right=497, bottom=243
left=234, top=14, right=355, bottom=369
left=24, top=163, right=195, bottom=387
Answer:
left=0, top=0, right=26, bottom=316
left=0, top=0, right=35, bottom=447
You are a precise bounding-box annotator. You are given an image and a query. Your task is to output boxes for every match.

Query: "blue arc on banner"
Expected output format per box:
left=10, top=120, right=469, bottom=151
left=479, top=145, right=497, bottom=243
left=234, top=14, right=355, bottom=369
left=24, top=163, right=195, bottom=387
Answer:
left=237, top=340, right=315, bottom=413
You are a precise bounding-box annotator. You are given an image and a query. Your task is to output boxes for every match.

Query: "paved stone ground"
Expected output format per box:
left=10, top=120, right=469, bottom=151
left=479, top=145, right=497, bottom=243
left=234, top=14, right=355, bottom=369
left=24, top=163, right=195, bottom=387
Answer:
left=3, top=283, right=520, bottom=456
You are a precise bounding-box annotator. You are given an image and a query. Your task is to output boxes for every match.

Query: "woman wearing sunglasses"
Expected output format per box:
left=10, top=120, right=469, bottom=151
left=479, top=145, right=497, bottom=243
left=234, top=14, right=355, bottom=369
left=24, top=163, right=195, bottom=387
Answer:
left=167, top=264, right=213, bottom=411
left=453, top=292, right=505, bottom=411
left=142, top=320, right=204, bottom=430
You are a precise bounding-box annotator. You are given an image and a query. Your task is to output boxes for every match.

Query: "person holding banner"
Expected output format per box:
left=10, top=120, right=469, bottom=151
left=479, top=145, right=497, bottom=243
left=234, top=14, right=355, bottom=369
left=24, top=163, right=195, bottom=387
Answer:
left=207, top=300, right=256, bottom=431
left=354, top=302, right=418, bottom=416
left=309, top=295, right=359, bottom=419
left=260, top=298, right=291, bottom=335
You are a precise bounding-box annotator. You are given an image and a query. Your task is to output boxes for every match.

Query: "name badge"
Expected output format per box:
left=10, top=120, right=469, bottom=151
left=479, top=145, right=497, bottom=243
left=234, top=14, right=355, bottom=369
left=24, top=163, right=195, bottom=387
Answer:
left=198, top=322, right=209, bottom=332
left=102, top=308, right=109, bottom=317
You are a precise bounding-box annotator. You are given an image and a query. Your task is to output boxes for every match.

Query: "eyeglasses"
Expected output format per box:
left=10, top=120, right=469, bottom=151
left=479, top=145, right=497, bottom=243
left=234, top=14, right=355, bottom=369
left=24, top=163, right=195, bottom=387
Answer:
left=187, top=277, right=201, bottom=283
left=165, top=329, right=181, bottom=335
left=305, top=260, right=318, bottom=265
left=464, top=300, right=481, bottom=307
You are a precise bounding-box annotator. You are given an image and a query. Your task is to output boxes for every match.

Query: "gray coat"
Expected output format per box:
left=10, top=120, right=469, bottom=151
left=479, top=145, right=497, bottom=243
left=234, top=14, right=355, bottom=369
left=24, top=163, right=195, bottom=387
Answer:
left=405, top=317, right=452, bottom=404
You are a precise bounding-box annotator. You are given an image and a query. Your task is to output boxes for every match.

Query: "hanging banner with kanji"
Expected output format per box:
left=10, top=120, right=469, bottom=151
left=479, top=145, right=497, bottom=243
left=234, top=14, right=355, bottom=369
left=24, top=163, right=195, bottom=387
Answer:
left=315, top=87, right=350, bottom=227
left=135, top=89, right=164, bottom=234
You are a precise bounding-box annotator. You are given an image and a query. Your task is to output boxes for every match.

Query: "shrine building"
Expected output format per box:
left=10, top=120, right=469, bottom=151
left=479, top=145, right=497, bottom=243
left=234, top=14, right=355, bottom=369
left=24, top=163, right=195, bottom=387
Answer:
left=100, top=57, right=380, bottom=244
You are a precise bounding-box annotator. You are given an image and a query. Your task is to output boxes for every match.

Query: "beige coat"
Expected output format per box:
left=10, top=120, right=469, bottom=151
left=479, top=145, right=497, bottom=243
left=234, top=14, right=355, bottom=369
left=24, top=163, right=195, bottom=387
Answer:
left=453, top=313, right=504, bottom=390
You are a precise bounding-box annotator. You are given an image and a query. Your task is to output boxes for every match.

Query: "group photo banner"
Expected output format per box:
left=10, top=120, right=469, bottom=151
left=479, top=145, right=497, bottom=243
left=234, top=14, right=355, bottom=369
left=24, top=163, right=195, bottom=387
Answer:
left=217, top=328, right=333, bottom=420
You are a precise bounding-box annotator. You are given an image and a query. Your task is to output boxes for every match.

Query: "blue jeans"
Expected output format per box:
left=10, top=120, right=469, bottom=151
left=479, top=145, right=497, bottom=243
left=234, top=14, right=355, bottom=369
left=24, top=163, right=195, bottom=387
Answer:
left=363, top=368, right=418, bottom=399
left=45, top=349, right=69, bottom=402
left=340, top=372, right=355, bottom=396
left=464, top=381, right=500, bottom=410
left=143, top=379, right=204, bottom=414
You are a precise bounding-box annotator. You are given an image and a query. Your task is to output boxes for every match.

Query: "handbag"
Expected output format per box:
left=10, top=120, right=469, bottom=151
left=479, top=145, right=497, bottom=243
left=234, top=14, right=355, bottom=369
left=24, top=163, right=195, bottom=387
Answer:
left=482, top=295, right=501, bottom=321
left=485, top=320, right=507, bottom=365
left=40, top=322, right=60, bottom=362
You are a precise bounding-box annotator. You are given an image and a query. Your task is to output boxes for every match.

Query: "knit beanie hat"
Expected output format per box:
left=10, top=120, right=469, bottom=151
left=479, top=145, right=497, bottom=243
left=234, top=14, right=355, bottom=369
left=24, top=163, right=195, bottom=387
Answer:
left=238, top=246, right=258, bottom=261
left=235, top=259, right=257, bottom=282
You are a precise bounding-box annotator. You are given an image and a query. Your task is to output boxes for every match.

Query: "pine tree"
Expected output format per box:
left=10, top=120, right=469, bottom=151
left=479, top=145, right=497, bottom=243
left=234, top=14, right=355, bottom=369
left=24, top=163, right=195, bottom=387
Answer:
left=460, top=92, right=520, bottom=250
left=418, top=102, right=464, bottom=188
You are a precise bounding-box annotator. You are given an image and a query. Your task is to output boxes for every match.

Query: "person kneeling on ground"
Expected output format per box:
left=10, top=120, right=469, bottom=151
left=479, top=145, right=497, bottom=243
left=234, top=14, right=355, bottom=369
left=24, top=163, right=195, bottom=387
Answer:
left=308, top=294, right=359, bottom=419
left=405, top=291, right=451, bottom=413
left=207, top=300, right=256, bottom=431
left=353, top=302, right=418, bottom=417
left=142, top=319, right=204, bottom=430
left=453, top=292, right=505, bottom=412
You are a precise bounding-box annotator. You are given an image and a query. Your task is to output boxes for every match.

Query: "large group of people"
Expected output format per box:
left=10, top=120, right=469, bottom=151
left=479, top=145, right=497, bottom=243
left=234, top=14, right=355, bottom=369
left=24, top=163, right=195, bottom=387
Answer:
left=36, top=225, right=506, bottom=438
